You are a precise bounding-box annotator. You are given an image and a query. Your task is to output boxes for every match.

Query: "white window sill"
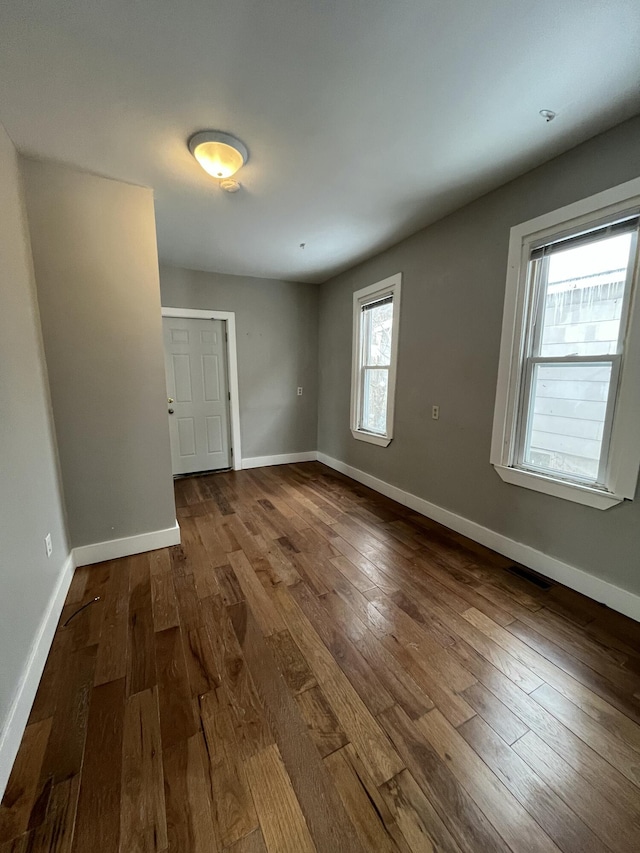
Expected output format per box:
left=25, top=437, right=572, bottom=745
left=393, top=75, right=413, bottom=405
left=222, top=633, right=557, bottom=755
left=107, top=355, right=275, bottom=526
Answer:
left=493, top=464, right=624, bottom=510
left=351, top=428, right=392, bottom=447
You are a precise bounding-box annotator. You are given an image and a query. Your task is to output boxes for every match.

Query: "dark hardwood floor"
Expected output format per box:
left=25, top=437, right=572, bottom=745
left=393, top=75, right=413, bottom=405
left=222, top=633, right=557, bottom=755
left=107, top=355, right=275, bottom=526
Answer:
left=2, top=461, right=640, bottom=852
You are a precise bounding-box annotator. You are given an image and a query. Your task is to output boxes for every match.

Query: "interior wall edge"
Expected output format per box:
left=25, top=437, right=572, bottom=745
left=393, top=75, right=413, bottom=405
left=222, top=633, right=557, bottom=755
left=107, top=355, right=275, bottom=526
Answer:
left=317, top=452, right=640, bottom=623
left=0, top=552, right=75, bottom=800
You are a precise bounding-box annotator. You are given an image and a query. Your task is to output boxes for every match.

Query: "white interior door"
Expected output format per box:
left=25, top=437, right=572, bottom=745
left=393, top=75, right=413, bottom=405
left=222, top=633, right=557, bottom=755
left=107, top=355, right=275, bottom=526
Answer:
left=163, top=317, right=231, bottom=474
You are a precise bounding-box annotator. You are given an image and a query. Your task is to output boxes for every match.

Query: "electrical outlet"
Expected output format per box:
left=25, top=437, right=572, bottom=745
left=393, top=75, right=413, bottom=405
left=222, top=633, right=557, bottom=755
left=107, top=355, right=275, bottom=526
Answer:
left=297, top=387, right=303, bottom=396
left=45, top=533, right=53, bottom=558
left=432, top=405, right=440, bottom=420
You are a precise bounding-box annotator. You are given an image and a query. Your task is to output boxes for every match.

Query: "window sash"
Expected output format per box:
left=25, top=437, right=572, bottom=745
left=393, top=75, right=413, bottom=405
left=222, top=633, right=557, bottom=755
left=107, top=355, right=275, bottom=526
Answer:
left=529, top=214, right=639, bottom=260
left=358, top=365, right=390, bottom=434
left=515, top=354, right=621, bottom=487
left=513, top=226, right=637, bottom=488
left=356, top=294, right=394, bottom=435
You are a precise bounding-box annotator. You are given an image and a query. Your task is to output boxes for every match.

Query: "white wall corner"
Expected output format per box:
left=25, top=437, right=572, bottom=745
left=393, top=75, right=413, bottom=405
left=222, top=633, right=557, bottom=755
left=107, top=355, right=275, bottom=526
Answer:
left=73, top=519, right=181, bottom=567
left=241, top=451, right=318, bottom=470
left=317, top=452, right=640, bottom=623
left=0, top=552, right=75, bottom=799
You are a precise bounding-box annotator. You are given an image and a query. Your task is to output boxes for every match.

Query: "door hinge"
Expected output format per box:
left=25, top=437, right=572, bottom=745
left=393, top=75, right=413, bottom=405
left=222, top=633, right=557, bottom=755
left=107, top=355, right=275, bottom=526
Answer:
left=225, top=331, right=228, bottom=342
left=228, top=391, right=231, bottom=400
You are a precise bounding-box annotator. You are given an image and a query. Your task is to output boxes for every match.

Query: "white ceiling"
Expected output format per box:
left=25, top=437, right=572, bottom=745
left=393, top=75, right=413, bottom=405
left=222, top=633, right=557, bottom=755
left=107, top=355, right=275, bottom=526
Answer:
left=1, top=1, right=639, bottom=283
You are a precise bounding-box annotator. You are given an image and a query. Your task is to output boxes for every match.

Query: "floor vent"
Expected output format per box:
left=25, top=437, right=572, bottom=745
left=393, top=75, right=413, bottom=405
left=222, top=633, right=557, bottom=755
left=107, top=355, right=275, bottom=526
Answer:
left=506, top=565, right=553, bottom=590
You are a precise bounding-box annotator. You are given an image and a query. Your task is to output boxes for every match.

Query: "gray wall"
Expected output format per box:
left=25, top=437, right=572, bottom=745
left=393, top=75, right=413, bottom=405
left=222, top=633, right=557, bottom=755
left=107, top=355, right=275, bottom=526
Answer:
left=0, top=127, right=69, bottom=742
left=318, top=115, right=640, bottom=596
left=160, top=265, right=319, bottom=460
left=22, top=159, right=176, bottom=548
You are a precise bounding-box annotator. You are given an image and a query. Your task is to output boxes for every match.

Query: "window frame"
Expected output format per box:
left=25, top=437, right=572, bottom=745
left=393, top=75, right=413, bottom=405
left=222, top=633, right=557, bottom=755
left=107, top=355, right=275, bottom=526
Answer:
left=491, top=178, right=640, bottom=510
left=351, top=273, right=402, bottom=447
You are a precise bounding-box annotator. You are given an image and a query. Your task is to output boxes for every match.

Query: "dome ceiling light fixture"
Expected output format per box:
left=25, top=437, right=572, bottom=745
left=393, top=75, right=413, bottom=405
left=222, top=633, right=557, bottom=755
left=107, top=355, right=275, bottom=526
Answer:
left=188, top=130, right=249, bottom=183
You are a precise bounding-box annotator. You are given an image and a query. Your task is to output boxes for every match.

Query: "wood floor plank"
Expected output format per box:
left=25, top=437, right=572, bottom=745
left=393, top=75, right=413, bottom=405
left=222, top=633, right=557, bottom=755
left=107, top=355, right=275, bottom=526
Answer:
left=459, top=682, right=529, bottom=745
left=290, top=581, right=396, bottom=716
left=530, top=682, right=640, bottom=788
left=506, top=617, right=640, bottom=726
left=458, top=714, right=608, bottom=853
left=408, top=553, right=516, bottom=628
left=416, top=599, right=543, bottom=694
left=149, top=549, right=180, bottom=633
left=226, top=829, right=268, bottom=853
left=215, top=563, right=245, bottom=605
left=94, top=559, right=130, bottom=687
left=270, top=583, right=404, bottom=786
left=154, top=626, right=198, bottom=751
left=264, top=629, right=317, bottom=695
left=320, top=590, right=435, bottom=719
left=195, top=514, right=231, bottom=571
left=36, top=641, right=97, bottom=791
left=416, top=709, right=561, bottom=853
left=294, top=685, right=349, bottom=758
left=228, top=550, right=286, bottom=636
left=244, top=745, right=316, bottom=853
left=171, top=561, right=203, bottom=629
left=200, top=689, right=259, bottom=848
left=379, top=705, right=512, bottom=853
left=163, top=733, right=217, bottom=853
left=27, top=628, right=71, bottom=727
left=182, top=624, right=221, bottom=698
left=120, top=687, right=167, bottom=853
left=63, top=563, right=111, bottom=651
left=0, top=720, right=51, bottom=844
left=377, top=632, right=476, bottom=728
left=365, top=592, right=476, bottom=693
left=451, top=638, right=640, bottom=823
left=380, top=769, right=464, bottom=853
left=463, top=606, right=628, bottom=719
left=228, top=602, right=367, bottom=853
left=126, top=555, right=156, bottom=696
left=0, top=834, right=29, bottom=852
left=202, top=596, right=274, bottom=760
left=26, top=774, right=80, bottom=853
left=324, top=746, right=408, bottom=853
left=513, top=731, right=640, bottom=853
left=72, top=679, right=125, bottom=853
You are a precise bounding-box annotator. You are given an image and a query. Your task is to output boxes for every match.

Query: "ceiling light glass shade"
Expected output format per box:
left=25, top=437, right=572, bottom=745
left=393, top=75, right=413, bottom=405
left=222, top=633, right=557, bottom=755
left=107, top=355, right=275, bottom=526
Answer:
left=188, top=131, right=248, bottom=179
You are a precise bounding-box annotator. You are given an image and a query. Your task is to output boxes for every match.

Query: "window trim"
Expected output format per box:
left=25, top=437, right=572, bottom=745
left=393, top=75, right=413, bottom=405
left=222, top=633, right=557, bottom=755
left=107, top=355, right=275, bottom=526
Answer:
left=491, top=177, right=640, bottom=510
left=351, top=273, right=402, bottom=446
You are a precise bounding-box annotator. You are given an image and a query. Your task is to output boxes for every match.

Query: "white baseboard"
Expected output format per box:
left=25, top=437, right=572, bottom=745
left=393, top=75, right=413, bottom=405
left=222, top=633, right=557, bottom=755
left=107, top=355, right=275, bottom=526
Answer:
left=73, top=519, right=181, bottom=567
left=317, top=452, right=640, bottom=623
left=0, top=553, right=75, bottom=799
left=241, top=451, right=318, bottom=470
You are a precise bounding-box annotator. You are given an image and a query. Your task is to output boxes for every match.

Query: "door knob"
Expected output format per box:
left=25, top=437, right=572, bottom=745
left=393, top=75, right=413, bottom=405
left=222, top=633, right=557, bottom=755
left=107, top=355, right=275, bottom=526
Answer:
left=168, top=408, right=174, bottom=414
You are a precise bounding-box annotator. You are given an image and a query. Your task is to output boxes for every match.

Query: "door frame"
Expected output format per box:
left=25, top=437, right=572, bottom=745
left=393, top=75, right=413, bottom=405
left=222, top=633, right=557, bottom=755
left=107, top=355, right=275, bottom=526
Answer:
left=162, top=307, right=242, bottom=471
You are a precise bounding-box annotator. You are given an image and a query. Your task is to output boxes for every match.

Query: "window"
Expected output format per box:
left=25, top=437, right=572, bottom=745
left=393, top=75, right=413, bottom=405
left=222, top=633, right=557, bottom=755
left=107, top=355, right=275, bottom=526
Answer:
left=351, top=274, right=401, bottom=446
left=491, top=178, right=640, bottom=509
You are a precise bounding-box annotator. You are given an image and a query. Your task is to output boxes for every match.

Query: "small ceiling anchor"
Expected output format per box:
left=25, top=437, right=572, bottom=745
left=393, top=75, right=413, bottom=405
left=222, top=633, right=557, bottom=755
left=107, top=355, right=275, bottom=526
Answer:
left=300, top=242, right=306, bottom=249
left=63, top=596, right=101, bottom=627
left=539, top=109, right=557, bottom=123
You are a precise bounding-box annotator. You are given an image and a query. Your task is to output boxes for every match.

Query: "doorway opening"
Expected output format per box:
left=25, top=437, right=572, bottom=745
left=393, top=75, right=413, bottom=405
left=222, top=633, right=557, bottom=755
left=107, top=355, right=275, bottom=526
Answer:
left=161, top=308, right=242, bottom=476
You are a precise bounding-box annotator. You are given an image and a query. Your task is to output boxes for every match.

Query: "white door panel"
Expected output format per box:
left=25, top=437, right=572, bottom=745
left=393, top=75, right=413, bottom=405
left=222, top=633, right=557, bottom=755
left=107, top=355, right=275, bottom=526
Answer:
left=163, top=317, right=231, bottom=474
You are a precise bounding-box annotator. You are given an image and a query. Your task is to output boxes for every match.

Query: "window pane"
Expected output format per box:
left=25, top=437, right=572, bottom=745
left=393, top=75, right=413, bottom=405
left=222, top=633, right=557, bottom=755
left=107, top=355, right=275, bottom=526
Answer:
left=363, top=300, right=393, bottom=365
left=523, top=362, right=612, bottom=482
left=539, top=233, right=631, bottom=357
left=361, top=368, right=388, bottom=434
